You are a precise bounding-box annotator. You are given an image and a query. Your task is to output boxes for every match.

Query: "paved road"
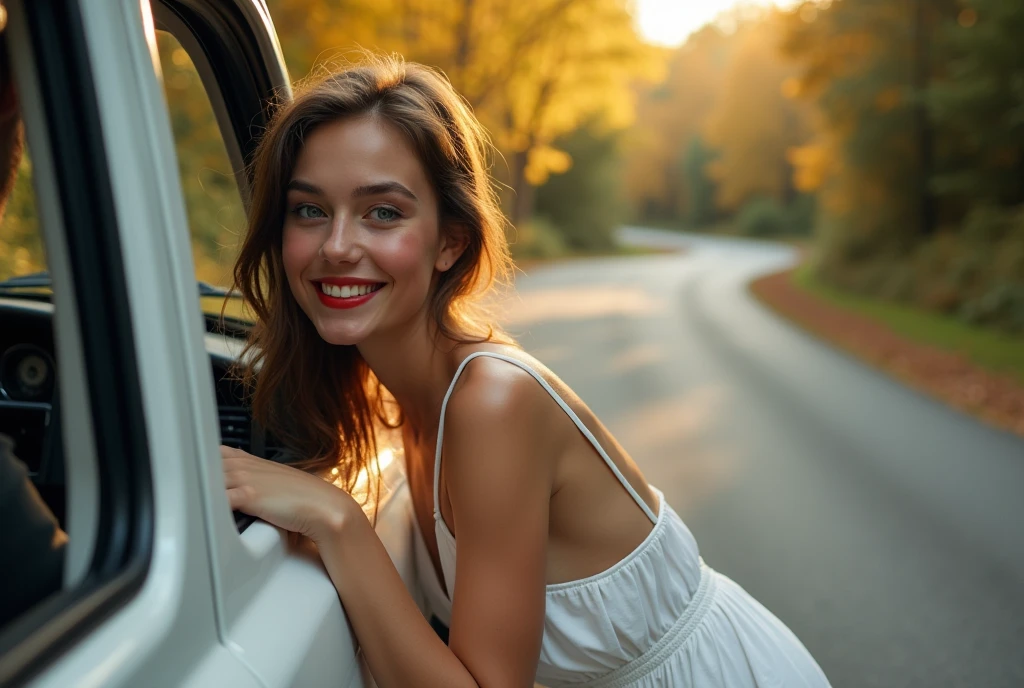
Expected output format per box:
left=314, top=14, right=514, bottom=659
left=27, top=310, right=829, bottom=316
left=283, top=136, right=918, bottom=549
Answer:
left=500, top=228, right=1024, bottom=688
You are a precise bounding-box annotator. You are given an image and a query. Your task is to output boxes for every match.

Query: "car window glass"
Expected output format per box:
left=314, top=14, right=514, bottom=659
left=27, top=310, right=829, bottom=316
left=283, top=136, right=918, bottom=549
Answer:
left=0, top=137, right=42, bottom=280
left=156, top=31, right=246, bottom=314
left=152, top=29, right=263, bottom=507
left=0, top=79, right=67, bottom=639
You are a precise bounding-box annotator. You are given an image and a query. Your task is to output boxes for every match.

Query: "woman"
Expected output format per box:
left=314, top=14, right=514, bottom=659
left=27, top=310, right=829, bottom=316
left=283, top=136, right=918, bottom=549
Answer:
left=224, top=54, right=830, bottom=688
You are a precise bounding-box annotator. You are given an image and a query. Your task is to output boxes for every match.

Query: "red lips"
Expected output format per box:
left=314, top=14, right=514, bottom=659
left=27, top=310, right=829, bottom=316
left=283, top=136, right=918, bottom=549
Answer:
left=312, top=277, right=385, bottom=310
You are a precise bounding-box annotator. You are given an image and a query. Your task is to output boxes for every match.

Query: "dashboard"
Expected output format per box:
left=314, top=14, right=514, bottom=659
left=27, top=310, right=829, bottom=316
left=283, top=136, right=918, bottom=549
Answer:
left=0, top=297, right=279, bottom=527
left=0, top=300, right=58, bottom=486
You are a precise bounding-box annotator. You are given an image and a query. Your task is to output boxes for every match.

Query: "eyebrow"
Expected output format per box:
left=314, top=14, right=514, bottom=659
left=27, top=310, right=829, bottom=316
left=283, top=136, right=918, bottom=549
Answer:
left=353, top=181, right=418, bottom=202
left=286, top=179, right=325, bottom=195
left=286, top=179, right=418, bottom=202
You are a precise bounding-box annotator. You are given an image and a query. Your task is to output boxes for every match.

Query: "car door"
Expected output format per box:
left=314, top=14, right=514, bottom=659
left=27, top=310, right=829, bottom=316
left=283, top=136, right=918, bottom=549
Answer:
left=1, top=0, right=260, bottom=685
left=145, top=2, right=425, bottom=687
left=2, top=0, right=422, bottom=686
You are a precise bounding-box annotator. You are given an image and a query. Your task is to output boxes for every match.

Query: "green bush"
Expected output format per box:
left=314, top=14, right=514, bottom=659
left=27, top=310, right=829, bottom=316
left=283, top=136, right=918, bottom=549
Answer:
left=786, top=193, right=816, bottom=237
left=508, top=217, right=569, bottom=261
left=533, top=127, right=624, bottom=253
left=813, top=209, right=1024, bottom=335
left=960, top=282, right=1024, bottom=333
left=731, top=194, right=816, bottom=239
left=735, top=196, right=789, bottom=237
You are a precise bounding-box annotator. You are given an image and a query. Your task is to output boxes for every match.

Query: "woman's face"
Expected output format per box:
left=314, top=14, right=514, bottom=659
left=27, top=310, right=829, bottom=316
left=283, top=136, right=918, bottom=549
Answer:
left=281, top=115, right=460, bottom=346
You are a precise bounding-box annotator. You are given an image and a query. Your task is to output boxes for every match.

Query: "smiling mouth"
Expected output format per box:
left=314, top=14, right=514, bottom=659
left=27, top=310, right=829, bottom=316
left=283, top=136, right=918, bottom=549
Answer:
left=316, top=281, right=384, bottom=299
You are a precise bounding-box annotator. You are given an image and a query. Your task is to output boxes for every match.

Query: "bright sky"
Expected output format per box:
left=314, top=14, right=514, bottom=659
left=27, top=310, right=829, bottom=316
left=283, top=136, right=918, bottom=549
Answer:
left=634, top=0, right=797, bottom=47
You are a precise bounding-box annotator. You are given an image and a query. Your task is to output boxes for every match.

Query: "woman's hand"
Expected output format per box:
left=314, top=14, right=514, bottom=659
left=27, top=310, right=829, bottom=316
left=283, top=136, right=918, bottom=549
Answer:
left=221, top=445, right=357, bottom=543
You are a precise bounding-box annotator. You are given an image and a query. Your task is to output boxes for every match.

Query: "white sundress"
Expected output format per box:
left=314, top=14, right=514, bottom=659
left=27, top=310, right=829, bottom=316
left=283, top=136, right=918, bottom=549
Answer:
left=415, top=351, right=832, bottom=688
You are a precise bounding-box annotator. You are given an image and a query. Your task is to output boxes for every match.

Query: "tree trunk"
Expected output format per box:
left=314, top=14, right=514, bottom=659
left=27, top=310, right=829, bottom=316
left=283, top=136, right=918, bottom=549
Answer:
left=912, top=0, right=936, bottom=237
left=508, top=149, right=536, bottom=226
left=453, top=0, right=475, bottom=91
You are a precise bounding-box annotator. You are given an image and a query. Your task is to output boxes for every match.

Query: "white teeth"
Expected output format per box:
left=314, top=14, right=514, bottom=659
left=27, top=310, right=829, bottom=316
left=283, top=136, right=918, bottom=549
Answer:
left=320, top=282, right=381, bottom=298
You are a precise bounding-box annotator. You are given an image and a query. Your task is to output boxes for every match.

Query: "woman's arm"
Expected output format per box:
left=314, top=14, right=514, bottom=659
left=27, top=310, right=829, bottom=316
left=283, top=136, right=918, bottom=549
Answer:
left=441, top=360, right=553, bottom=686
left=226, top=449, right=478, bottom=686
left=223, top=364, right=554, bottom=688
left=316, top=513, right=480, bottom=687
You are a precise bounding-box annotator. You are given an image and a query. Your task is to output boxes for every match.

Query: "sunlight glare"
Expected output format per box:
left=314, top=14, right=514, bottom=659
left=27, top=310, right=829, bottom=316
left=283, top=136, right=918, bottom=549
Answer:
left=634, top=0, right=800, bottom=47
left=350, top=446, right=396, bottom=494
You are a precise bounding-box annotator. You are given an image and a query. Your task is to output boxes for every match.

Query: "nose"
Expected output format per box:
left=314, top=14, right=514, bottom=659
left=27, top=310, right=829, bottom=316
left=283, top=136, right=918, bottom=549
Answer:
left=319, top=212, right=363, bottom=264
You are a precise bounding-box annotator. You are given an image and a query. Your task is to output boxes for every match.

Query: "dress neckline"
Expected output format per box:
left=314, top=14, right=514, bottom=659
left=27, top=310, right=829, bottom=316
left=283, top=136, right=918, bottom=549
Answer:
left=433, top=486, right=666, bottom=594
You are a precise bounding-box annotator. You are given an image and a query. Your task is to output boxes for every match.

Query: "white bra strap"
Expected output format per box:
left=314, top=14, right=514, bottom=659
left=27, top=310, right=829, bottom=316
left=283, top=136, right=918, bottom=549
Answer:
left=432, top=351, right=658, bottom=525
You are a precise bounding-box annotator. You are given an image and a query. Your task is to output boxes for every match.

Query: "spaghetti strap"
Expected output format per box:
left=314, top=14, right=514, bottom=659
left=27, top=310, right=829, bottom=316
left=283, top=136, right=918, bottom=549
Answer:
left=433, top=351, right=659, bottom=525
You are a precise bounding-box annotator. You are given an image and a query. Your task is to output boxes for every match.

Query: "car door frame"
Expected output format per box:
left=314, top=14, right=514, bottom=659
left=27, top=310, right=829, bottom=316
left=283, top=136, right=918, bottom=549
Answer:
left=147, top=4, right=424, bottom=685
left=2, top=0, right=265, bottom=685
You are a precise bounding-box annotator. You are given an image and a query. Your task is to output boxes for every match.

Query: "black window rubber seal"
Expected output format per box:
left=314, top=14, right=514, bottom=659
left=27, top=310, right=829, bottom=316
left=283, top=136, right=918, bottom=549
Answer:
left=160, top=0, right=284, bottom=184
left=0, top=0, right=154, bottom=684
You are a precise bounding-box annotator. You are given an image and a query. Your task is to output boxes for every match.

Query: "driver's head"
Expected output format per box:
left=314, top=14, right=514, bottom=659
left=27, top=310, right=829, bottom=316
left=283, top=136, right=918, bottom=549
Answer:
left=0, top=16, right=25, bottom=220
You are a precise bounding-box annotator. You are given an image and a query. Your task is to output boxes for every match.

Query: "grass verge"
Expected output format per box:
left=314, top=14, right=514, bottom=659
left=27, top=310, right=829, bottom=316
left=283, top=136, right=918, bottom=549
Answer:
left=790, top=264, right=1024, bottom=385
left=752, top=265, right=1024, bottom=437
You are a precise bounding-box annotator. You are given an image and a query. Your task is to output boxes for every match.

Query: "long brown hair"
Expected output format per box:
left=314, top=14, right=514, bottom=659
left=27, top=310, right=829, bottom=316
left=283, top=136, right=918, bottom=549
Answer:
left=232, top=54, right=513, bottom=492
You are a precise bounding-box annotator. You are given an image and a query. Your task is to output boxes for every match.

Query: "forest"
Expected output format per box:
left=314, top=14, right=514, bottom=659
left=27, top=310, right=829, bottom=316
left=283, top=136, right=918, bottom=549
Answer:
left=2, top=0, right=1021, bottom=335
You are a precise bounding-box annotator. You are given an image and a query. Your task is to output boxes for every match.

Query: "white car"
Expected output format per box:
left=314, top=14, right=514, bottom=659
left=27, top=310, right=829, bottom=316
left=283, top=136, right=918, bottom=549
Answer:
left=0, top=0, right=423, bottom=685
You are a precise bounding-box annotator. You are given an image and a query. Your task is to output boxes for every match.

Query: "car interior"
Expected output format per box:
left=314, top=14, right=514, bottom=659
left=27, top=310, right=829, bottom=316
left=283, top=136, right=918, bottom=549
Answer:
left=0, top=0, right=294, bottom=534
left=0, top=290, right=287, bottom=531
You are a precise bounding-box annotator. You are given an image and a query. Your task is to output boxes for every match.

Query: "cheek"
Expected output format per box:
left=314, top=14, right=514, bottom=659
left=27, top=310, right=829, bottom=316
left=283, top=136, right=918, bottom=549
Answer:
left=377, top=230, right=436, bottom=284
left=281, top=227, right=317, bottom=290
left=281, top=227, right=311, bottom=270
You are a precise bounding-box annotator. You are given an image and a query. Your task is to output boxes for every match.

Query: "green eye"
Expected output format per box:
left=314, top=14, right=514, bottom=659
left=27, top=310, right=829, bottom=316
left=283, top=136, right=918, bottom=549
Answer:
left=295, top=204, right=326, bottom=219
left=369, top=206, right=400, bottom=222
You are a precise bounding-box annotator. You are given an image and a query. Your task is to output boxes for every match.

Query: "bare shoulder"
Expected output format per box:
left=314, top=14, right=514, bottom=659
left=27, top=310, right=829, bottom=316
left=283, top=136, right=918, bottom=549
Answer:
left=442, top=351, right=565, bottom=487
left=445, top=351, right=565, bottom=438
left=452, top=351, right=539, bottom=406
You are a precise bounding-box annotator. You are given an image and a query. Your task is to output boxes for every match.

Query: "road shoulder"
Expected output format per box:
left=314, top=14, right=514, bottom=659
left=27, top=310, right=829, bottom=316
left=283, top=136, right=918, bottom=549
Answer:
left=751, top=267, right=1024, bottom=438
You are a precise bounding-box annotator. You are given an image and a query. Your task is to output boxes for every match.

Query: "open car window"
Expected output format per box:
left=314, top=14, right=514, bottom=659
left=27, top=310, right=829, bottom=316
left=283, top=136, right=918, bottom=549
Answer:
left=157, top=30, right=247, bottom=322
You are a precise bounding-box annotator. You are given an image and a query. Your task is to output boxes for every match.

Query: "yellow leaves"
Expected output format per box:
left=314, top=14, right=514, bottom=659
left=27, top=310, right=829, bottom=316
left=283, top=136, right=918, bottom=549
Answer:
left=0, top=151, right=45, bottom=280
left=799, top=3, right=818, bottom=23
left=525, top=145, right=571, bottom=186
left=781, top=77, right=802, bottom=99
left=271, top=0, right=655, bottom=200
left=621, top=24, right=735, bottom=213
left=703, top=20, right=809, bottom=210
left=787, top=142, right=831, bottom=192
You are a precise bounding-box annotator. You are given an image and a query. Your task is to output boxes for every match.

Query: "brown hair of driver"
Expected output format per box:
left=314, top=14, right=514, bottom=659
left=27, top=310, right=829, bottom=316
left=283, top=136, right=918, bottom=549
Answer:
left=232, top=54, right=513, bottom=495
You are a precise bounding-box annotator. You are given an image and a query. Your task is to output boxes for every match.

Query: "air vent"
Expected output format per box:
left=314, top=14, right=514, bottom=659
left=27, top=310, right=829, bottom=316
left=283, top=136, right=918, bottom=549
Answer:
left=219, top=406, right=251, bottom=452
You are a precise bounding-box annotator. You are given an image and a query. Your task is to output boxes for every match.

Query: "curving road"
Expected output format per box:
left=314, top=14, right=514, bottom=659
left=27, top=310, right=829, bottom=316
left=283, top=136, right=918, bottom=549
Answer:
left=499, top=228, right=1024, bottom=688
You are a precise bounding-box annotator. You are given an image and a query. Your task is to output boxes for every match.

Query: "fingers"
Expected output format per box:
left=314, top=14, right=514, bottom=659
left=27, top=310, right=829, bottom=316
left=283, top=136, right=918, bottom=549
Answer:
left=222, top=463, right=246, bottom=487
left=221, top=446, right=265, bottom=478
left=226, top=485, right=255, bottom=512
left=220, top=444, right=251, bottom=459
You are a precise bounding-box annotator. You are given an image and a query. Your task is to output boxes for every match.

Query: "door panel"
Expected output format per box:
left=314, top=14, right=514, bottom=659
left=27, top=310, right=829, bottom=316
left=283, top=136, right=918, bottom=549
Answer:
left=222, top=457, right=424, bottom=687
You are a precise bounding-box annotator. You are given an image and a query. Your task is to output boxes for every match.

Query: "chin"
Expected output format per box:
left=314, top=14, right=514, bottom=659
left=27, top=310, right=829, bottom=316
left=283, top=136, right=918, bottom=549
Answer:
left=312, top=322, right=369, bottom=347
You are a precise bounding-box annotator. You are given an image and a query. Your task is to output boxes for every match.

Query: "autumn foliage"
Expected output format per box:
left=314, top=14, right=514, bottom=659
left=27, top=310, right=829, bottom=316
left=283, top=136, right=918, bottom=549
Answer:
left=2, top=0, right=1022, bottom=335
left=625, top=0, right=1024, bottom=335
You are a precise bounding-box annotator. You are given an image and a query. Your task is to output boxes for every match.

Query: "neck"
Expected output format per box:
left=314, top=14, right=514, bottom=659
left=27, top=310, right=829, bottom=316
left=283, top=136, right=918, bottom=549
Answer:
left=357, top=314, right=459, bottom=440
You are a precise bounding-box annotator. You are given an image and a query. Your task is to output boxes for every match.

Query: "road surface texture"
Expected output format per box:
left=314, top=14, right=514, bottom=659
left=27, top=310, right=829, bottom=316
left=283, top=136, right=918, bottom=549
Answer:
left=498, top=228, right=1024, bottom=688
